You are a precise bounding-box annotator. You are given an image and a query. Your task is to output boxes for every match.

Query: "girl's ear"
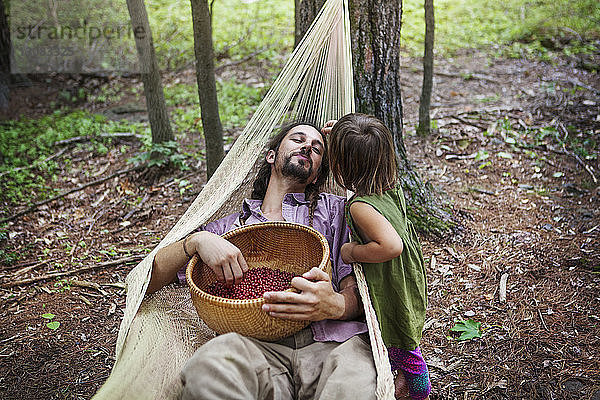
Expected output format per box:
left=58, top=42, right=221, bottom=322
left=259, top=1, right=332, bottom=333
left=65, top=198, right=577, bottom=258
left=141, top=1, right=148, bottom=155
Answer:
left=266, top=149, right=276, bottom=164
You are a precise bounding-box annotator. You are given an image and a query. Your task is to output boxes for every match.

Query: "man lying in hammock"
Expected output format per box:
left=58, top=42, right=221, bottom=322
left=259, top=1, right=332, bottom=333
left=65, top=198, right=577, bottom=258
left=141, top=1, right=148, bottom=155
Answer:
left=147, top=122, right=377, bottom=399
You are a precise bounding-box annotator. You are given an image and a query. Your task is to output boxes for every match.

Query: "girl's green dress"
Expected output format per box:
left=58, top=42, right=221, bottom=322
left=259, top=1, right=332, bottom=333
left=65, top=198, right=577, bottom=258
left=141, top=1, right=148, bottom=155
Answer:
left=346, top=185, right=427, bottom=350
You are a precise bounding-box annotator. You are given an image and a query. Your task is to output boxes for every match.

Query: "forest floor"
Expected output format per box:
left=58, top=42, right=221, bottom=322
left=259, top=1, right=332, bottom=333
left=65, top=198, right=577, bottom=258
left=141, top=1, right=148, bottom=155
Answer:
left=1, top=48, right=599, bottom=400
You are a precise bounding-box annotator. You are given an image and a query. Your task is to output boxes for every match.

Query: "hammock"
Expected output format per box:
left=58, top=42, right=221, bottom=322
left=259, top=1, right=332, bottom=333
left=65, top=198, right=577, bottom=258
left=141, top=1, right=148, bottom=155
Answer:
left=93, top=0, right=394, bottom=398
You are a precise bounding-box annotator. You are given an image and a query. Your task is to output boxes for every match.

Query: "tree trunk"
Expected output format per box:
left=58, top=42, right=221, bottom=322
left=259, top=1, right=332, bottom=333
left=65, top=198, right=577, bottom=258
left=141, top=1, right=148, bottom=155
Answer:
left=190, top=0, right=224, bottom=179
left=0, top=0, right=10, bottom=109
left=126, top=0, right=173, bottom=144
left=417, top=0, right=434, bottom=135
left=294, top=0, right=326, bottom=47
left=296, top=0, right=454, bottom=235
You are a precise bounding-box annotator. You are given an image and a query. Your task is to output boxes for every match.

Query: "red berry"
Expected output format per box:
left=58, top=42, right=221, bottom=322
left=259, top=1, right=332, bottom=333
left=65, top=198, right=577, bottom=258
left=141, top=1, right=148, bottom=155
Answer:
left=205, top=267, right=296, bottom=299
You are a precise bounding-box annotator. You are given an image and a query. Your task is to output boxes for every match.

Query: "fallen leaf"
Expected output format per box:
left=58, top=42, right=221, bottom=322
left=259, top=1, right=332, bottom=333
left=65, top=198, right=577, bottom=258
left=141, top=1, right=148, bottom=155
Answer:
left=46, top=321, right=60, bottom=330
left=450, top=319, right=482, bottom=341
left=457, top=139, right=470, bottom=150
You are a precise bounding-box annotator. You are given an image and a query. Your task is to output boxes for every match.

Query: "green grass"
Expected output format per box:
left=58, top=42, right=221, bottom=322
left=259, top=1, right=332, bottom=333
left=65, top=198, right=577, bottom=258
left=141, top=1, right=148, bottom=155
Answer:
left=147, top=0, right=293, bottom=71
left=402, top=0, right=600, bottom=56
left=145, top=0, right=599, bottom=67
left=164, top=79, right=266, bottom=134
left=0, top=111, right=145, bottom=207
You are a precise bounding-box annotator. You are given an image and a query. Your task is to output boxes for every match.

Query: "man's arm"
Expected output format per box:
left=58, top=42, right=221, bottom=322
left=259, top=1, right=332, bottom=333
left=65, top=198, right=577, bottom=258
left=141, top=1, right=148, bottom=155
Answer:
left=146, top=238, right=190, bottom=295
left=147, top=231, right=249, bottom=295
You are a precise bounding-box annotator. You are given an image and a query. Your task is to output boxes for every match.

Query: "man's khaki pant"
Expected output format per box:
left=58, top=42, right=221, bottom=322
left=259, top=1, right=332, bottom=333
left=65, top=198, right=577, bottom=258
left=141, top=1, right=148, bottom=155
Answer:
left=180, top=328, right=377, bottom=400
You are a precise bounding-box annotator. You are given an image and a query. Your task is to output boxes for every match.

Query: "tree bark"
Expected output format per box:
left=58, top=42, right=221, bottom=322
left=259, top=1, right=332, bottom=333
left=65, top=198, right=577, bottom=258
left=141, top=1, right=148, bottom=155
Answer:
left=190, top=0, right=224, bottom=179
left=417, top=0, right=434, bottom=135
left=296, top=0, right=454, bottom=235
left=295, top=0, right=326, bottom=47
left=0, top=0, right=10, bottom=109
left=126, top=0, right=173, bottom=144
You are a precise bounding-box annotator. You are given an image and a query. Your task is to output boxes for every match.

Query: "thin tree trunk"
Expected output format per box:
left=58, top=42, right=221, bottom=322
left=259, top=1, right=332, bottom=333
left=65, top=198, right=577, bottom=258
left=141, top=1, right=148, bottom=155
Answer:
left=297, top=0, right=454, bottom=235
left=294, top=0, right=326, bottom=48
left=190, top=0, right=224, bottom=179
left=417, top=0, right=434, bottom=135
left=126, top=0, right=173, bottom=144
left=0, top=0, right=10, bottom=109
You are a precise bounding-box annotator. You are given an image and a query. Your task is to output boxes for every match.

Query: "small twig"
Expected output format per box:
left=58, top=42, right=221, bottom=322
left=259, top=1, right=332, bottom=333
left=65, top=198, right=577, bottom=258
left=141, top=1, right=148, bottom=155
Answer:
left=68, top=279, right=109, bottom=296
left=87, top=207, right=104, bottom=235
left=53, top=132, right=143, bottom=146
left=122, top=193, right=150, bottom=221
left=401, top=64, right=500, bottom=83
left=0, top=147, right=68, bottom=179
left=101, top=282, right=126, bottom=289
left=472, top=187, right=496, bottom=196
left=499, top=273, right=508, bottom=302
left=450, top=115, right=488, bottom=130
left=556, top=122, right=597, bottom=183
left=215, top=46, right=273, bottom=73
left=559, top=77, right=600, bottom=95
left=0, top=255, right=143, bottom=288
left=76, top=294, right=92, bottom=306
left=0, top=334, right=20, bottom=344
left=0, top=164, right=145, bottom=224
left=533, top=298, right=550, bottom=332
left=13, top=258, right=57, bottom=277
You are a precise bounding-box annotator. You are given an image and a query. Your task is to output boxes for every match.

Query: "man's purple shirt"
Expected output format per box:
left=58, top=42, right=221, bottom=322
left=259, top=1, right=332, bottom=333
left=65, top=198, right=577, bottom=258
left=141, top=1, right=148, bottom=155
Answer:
left=178, top=192, right=367, bottom=342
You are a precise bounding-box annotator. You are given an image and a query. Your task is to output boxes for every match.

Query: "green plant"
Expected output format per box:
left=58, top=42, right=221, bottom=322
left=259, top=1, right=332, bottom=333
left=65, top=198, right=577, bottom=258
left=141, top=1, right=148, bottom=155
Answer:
left=128, top=141, right=188, bottom=170
left=167, top=79, right=265, bottom=136
left=217, top=80, right=265, bottom=128
left=99, top=245, right=118, bottom=257
left=0, top=111, right=143, bottom=208
left=177, top=178, right=193, bottom=196
left=53, top=279, right=71, bottom=293
left=42, top=313, right=60, bottom=331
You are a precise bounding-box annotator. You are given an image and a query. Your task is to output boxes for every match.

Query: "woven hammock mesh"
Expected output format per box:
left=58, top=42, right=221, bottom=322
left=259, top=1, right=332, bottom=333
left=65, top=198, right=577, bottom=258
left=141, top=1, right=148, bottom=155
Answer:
left=93, top=0, right=394, bottom=398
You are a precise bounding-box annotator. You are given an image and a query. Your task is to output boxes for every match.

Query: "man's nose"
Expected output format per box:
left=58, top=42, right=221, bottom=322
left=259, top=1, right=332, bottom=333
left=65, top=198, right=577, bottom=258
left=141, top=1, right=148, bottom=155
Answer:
left=301, top=144, right=312, bottom=154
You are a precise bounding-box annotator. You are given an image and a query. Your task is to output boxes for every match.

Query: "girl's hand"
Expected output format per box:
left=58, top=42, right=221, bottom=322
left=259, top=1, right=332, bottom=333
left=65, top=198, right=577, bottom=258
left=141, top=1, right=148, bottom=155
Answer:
left=321, top=120, right=337, bottom=135
left=341, top=242, right=357, bottom=264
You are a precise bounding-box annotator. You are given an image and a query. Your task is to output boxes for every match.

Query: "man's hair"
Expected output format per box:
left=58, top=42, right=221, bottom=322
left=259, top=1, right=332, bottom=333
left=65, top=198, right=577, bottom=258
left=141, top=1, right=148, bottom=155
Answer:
left=249, top=121, right=329, bottom=225
left=329, top=113, right=397, bottom=196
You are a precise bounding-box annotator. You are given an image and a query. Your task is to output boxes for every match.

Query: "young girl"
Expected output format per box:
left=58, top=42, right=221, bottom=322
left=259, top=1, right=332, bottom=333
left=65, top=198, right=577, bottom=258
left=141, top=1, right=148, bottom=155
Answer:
left=326, top=113, right=431, bottom=400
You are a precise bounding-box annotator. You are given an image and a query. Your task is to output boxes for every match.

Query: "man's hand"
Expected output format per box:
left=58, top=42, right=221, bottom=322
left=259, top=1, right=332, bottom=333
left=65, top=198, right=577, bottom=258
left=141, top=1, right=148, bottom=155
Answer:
left=190, top=231, right=249, bottom=286
left=261, top=267, right=345, bottom=321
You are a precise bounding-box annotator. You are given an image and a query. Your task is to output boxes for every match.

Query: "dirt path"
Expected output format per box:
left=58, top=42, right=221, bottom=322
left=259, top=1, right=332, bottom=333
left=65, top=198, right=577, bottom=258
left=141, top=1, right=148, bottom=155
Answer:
left=1, top=50, right=599, bottom=399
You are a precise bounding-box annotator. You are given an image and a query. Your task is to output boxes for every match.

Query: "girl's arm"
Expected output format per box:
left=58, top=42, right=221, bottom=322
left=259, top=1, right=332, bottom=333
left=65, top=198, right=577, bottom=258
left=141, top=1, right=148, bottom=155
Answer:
left=341, top=201, right=403, bottom=264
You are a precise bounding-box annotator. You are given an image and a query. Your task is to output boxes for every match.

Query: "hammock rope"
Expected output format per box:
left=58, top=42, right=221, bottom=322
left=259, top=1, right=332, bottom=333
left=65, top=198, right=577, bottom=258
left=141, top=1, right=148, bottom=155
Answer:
left=93, top=0, right=394, bottom=398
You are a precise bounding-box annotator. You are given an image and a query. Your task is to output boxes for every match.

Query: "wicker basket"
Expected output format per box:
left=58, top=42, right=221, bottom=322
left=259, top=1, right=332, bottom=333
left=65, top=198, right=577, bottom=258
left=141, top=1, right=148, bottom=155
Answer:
left=186, top=221, right=331, bottom=341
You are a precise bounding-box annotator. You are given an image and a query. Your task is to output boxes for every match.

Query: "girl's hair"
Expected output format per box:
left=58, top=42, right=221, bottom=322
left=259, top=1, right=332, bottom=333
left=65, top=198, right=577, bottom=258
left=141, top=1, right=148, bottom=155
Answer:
left=249, top=121, right=329, bottom=226
left=328, top=113, right=397, bottom=196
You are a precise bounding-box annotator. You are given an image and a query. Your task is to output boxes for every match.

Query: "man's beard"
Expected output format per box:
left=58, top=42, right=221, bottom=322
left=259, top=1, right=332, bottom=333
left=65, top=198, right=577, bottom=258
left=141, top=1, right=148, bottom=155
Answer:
left=280, top=151, right=313, bottom=183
